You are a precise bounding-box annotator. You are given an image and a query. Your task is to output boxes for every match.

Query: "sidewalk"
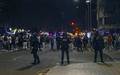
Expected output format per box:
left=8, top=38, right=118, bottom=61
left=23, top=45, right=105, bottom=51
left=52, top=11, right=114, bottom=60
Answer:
left=44, top=62, right=120, bottom=75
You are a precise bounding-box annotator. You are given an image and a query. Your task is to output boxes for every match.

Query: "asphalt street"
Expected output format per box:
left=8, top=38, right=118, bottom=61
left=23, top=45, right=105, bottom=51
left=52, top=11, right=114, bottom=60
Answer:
left=0, top=47, right=119, bottom=75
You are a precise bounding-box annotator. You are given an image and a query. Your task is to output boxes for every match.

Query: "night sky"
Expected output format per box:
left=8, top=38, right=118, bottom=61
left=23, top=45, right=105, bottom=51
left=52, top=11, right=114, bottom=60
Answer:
left=0, top=0, right=97, bottom=31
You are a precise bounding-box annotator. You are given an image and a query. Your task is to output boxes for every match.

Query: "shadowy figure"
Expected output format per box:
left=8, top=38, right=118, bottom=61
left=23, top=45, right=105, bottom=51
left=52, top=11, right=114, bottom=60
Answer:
left=31, top=33, right=40, bottom=65
left=60, top=32, right=70, bottom=65
left=92, top=31, right=105, bottom=63
left=74, top=35, right=83, bottom=52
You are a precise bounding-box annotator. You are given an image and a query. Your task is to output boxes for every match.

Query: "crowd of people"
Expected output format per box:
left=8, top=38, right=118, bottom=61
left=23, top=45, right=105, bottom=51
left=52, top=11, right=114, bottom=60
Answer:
left=0, top=31, right=120, bottom=65
left=30, top=31, right=120, bottom=65
left=0, top=32, right=31, bottom=51
left=0, top=31, right=119, bottom=52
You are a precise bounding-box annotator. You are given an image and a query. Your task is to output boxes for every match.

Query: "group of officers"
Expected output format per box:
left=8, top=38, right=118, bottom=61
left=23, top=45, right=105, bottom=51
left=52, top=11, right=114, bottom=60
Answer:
left=30, top=31, right=105, bottom=65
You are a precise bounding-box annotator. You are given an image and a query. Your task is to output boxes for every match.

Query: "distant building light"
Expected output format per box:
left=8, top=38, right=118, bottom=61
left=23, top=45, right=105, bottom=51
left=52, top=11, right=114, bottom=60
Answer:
left=86, top=0, right=91, bottom=3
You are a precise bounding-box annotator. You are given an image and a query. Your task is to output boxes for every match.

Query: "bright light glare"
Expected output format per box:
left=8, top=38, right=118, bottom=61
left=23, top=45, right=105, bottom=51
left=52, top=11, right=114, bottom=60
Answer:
left=13, top=29, right=17, bottom=34
left=86, top=0, right=91, bottom=3
left=87, top=32, right=91, bottom=38
left=9, top=28, right=12, bottom=31
left=72, top=22, right=75, bottom=25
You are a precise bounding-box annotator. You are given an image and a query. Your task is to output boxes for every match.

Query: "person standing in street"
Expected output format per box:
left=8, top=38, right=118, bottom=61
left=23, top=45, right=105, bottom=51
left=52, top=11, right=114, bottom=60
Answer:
left=31, top=33, right=40, bottom=65
left=107, top=34, right=113, bottom=51
left=60, top=32, right=70, bottom=65
left=50, top=36, right=54, bottom=50
left=75, top=35, right=83, bottom=52
left=56, top=35, right=61, bottom=50
left=92, top=31, right=105, bottom=63
left=83, top=34, right=88, bottom=50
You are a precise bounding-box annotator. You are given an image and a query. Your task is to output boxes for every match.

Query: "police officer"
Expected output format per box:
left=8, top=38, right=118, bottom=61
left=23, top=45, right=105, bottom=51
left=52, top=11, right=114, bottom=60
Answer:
left=31, top=33, right=40, bottom=65
left=60, top=32, right=70, bottom=65
left=92, top=31, right=105, bottom=63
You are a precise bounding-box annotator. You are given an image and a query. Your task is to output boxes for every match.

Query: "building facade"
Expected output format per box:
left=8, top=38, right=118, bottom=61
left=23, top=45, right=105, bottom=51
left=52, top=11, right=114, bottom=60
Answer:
left=97, top=0, right=120, bottom=29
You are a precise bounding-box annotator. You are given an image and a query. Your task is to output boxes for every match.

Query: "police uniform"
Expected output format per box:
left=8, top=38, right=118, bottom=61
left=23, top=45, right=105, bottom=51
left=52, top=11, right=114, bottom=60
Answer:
left=31, top=34, right=40, bottom=64
left=60, top=33, right=70, bottom=65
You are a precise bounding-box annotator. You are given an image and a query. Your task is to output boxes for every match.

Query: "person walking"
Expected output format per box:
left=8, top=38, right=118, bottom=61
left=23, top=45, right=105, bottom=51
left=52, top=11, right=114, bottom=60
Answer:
left=23, top=35, right=28, bottom=50
left=50, top=36, right=54, bottom=50
left=83, top=35, right=88, bottom=50
left=92, top=31, right=105, bottom=63
left=56, top=36, right=61, bottom=50
left=37, top=35, right=42, bottom=51
left=74, top=35, right=83, bottom=52
left=107, top=34, right=113, bottom=51
left=7, top=35, right=12, bottom=51
left=31, top=33, right=40, bottom=65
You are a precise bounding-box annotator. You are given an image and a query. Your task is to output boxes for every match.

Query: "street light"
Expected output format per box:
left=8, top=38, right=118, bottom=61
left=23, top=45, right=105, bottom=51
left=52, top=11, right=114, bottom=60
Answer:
left=86, top=0, right=92, bottom=31
left=86, top=0, right=91, bottom=3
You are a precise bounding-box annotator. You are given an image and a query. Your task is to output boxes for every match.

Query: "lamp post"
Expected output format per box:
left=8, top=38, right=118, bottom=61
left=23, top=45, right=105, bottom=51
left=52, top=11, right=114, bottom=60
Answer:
left=86, top=0, right=92, bottom=31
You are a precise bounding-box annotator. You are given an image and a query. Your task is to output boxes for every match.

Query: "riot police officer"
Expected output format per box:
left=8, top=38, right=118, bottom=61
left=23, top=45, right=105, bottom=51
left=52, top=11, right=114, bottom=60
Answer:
left=60, top=32, right=70, bottom=65
left=92, top=31, right=105, bottom=63
left=31, top=33, right=40, bottom=65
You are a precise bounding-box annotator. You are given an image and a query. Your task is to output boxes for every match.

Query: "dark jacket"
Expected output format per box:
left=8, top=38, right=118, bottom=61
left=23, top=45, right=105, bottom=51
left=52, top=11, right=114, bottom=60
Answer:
left=75, top=37, right=82, bottom=47
left=83, top=36, right=88, bottom=44
left=92, top=36, right=105, bottom=50
left=61, top=37, right=70, bottom=50
left=31, top=35, right=39, bottom=53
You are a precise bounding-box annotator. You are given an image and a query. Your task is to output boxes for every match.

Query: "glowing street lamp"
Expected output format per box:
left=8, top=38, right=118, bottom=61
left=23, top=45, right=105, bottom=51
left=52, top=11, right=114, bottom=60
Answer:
left=71, top=22, right=75, bottom=26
